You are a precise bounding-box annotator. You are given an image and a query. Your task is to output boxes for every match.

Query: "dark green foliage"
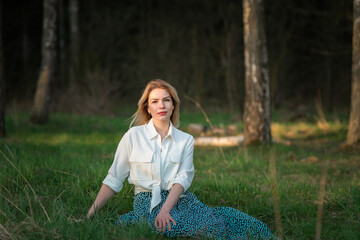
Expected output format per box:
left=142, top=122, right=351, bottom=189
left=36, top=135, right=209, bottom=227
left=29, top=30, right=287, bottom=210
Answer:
left=2, top=0, right=354, bottom=112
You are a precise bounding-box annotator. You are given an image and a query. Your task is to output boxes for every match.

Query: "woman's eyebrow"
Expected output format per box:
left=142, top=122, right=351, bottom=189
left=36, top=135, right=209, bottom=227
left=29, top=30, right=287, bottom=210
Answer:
left=149, top=96, right=171, bottom=100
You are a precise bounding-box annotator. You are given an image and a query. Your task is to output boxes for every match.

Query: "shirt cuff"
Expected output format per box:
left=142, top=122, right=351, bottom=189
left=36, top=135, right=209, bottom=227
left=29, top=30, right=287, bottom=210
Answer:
left=173, top=173, right=192, bottom=192
left=102, top=174, right=123, bottom=192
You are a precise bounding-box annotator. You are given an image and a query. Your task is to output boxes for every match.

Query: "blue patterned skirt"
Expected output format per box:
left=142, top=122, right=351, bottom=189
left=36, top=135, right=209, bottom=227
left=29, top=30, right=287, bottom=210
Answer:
left=116, top=190, right=277, bottom=240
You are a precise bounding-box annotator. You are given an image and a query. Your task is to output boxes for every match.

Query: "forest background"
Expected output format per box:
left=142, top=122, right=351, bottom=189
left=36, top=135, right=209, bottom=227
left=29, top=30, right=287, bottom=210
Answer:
left=3, top=0, right=354, bottom=114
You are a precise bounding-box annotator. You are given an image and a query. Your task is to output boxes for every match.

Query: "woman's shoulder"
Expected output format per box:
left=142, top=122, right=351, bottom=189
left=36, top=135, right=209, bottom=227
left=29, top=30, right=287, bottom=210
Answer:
left=127, top=124, right=147, bottom=135
left=173, top=127, right=194, bottom=141
left=120, top=125, right=147, bottom=144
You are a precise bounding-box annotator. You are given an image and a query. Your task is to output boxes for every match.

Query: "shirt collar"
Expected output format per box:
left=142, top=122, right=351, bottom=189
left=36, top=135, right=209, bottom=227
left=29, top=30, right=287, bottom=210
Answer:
left=168, top=121, right=175, bottom=142
left=147, top=118, right=175, bottom=142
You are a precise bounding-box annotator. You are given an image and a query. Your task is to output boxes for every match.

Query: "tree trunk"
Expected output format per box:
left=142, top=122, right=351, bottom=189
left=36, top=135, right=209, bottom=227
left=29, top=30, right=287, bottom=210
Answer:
left=243, top=0, right=271, bottom=145
left=58, top=0, right=67, bottom=88
left=192, top=25, right=205, bottom=106
left=346, top=0, right=360, bottom=145
left=30, top=0, right=57, bottom=124
left=22, top=11, right=30, bottom=75
left=223, top=20, right=237, bottom=112
left=0, top=0, right=6, bottom=137
left=69, top=0, right=79, bottom=86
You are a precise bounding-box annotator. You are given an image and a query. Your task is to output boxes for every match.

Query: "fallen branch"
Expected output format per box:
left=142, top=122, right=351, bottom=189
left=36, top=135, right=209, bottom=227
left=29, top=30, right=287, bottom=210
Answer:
left=185, top=96, right=227, bottom=161
left=195, top=136, right=244, bottom=147
left=184, top=96, right=214, bottom=129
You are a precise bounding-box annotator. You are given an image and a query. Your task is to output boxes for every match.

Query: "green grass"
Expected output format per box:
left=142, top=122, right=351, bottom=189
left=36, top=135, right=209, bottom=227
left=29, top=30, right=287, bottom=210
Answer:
left=0, top=111, right=359, bottom=239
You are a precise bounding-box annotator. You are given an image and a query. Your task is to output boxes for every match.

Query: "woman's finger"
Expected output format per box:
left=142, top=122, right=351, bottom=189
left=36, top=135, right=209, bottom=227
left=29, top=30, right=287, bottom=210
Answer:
left=163, top=220, right=167, bottom=232
left=155, top=219, right=159, bottom=230
left=169, top=216, right=176, bottom=226
left=157, top=220, right=164, bottom=232
left=167, top=219, right=172, bottom=231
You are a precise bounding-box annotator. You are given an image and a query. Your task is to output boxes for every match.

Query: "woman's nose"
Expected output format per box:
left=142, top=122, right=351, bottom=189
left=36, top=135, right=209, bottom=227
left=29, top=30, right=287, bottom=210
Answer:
left=159, top=101, right=164, bottom=108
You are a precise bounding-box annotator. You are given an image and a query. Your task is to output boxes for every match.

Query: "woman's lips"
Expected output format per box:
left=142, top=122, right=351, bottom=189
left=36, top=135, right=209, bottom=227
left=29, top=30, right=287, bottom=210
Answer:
left=158, top=111, right=167, bottom=116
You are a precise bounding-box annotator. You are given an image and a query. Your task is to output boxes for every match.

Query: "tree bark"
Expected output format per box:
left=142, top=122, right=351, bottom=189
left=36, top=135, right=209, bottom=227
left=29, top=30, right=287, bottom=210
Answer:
left=0, top=0, right=6, bottom=137
left=222, top=20, right=237, bottom=112
left=69, top=0, right=79, bottom=87
left=58, top=0, right=67, bottom=88
left=30, top=0, right=57, bottom=124
left=192, top=25, right=205, bottom=106
left=346, top=0, right=360, bottom=145
left=243, top=0, right=271, bottom=145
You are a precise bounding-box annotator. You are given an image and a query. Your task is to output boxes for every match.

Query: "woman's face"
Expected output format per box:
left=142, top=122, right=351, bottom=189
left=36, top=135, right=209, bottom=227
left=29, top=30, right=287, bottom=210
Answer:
left=147, top=88, right=174, bottom=124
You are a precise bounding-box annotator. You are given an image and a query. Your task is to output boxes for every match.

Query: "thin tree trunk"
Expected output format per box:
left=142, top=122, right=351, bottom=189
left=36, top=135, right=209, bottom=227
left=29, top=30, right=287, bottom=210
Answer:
left=30, top=0, right=57, bottom=124
left=192, top=25, right=204, bottom=106
left=69, top=0, right=79, bottom=87
left=346, top=0, right=360, bottom=145
left=243, top=0, right=271, bottom=145
left=223, top=20, right=237, bottom=112
left=325, top=55, right=334, bottom=112
left=22, top=13, right=30, bottom=74
left=258, top=0, right=271, bottom=143
left=58, top=0, right=67, bottom=87
left=0, top=0, right=6, bottom=137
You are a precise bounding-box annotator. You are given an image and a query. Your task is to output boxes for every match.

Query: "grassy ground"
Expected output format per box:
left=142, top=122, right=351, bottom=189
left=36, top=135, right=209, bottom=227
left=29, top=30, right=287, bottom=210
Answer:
left=0, top=110, right=359, bottom=239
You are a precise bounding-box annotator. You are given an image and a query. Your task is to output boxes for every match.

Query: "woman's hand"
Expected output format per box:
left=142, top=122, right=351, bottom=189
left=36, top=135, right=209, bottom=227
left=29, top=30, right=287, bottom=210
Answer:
left=154, top=184, right=183, bottom=232
left=87, top=184, right=115, bottom=220
left=87, top=206, right=95, bottom=219
left=154, top=209, right=176, bottom=232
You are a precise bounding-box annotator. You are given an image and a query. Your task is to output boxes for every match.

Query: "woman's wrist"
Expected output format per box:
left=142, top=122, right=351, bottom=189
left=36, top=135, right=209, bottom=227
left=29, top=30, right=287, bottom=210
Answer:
left=160, top=205, right=171, bottom=214
left=87, top=205, right=95, bottom=219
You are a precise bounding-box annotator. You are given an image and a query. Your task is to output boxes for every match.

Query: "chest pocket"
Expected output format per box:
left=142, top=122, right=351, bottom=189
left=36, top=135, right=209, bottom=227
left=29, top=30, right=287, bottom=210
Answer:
left=129, top=152, right=153, bottom=180
left=164, top=152, right=182, bottom=181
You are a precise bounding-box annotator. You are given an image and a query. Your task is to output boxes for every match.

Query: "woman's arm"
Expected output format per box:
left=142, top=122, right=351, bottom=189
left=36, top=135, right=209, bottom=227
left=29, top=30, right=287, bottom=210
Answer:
left=87, top=184, right=115, bottom=219
left=88, top=131, right=132, bottom=219
left=154, top=183, right=184, bottom=232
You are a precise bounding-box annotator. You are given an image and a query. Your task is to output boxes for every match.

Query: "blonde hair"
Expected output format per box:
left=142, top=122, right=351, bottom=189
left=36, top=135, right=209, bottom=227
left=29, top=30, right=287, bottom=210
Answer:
left=130, top=79, right=180, bottom=127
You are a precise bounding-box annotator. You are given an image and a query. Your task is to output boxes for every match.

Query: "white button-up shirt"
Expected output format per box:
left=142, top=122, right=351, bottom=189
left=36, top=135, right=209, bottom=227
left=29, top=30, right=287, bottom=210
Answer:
left=103, top=119, right=195, bottom=213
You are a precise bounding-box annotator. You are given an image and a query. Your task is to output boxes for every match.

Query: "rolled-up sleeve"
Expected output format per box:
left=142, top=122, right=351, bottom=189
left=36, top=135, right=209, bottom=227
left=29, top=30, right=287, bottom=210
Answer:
left=102, top=130, right=131, bottom=192
left=173, top=136, right=195, bottom=191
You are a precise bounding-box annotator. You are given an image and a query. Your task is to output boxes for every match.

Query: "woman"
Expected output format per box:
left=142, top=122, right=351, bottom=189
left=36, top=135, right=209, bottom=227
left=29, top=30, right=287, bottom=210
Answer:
left=87, top=79, right=277, bottom=239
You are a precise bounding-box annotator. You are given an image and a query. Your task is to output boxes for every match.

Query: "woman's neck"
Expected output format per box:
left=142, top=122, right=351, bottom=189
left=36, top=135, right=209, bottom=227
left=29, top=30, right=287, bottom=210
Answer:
left=153, top=119, right=170, bottom=140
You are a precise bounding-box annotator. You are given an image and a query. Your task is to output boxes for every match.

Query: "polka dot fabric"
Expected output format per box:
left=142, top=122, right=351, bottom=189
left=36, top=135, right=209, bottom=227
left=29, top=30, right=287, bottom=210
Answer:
left=116, top=190, right=278, bottom=240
